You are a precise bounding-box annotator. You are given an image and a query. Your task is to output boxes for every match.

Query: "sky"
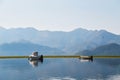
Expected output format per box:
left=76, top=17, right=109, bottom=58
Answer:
left=0, top=0, right=120, bottom=34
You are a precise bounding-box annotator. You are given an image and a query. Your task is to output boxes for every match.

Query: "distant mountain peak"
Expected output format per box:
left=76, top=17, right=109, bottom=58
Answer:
left=72, top=28, right=88, bottom=31
left=99, top=29, right=110, bottom=34
left=71, top=28, right=90, bottom=34
left=72, top=28, right=111, bottom=34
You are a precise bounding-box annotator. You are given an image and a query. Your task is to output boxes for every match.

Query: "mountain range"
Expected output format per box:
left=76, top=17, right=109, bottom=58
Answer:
left=0, top=42, right=64, bottom=56
left=76, top=43, right=120, bottom=56
left=0, top=27, right=120, bottom=54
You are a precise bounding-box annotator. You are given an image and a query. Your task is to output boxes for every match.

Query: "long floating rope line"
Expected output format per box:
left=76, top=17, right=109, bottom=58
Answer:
left=0, top=55, right=120, bottom=59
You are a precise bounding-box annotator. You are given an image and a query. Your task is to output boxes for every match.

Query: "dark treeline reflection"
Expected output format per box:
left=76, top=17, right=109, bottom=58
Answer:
left=0, top=59, right=120, bottom=80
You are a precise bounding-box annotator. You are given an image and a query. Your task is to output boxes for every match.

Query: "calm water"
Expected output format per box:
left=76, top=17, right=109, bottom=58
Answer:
left=0, top=58, right=120, bottom=80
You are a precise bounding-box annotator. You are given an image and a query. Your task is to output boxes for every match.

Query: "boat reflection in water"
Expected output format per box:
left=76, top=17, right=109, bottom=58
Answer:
left=29, top=59, right=43, bottom=67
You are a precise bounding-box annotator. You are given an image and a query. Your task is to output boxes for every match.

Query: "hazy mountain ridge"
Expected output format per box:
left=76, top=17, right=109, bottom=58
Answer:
left=76, top=43, right=120, bottom=56
left=0, top=27, right=120, bottom=53
left=0, top=42, right=64, bottom=55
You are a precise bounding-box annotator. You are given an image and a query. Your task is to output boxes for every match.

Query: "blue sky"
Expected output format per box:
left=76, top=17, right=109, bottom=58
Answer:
left=0, top=0, right=120, bottom=34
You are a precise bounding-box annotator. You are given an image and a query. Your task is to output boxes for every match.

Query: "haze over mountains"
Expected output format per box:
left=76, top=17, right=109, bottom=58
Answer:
left=0, top=42, right=64, bottom=56
left=0, top=27, right=120, bottom=55
left=77, top=43, right=120, bottom=56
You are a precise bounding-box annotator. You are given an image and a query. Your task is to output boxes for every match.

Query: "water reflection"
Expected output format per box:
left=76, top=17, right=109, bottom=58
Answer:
left=29, top=60, right=43, bottom=67
left=0, top=58, right=120, bottom=80
left=96, top=59, right=120, bottom=67
left=29, top=60, right=39, bottom=67
left=39, top=77, right=77, bottom=80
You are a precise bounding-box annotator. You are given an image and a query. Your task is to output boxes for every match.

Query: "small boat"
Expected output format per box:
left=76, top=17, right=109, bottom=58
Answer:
left=28, top=52, right=43, bottom=63
left=80, top=56, right=93, bottom=62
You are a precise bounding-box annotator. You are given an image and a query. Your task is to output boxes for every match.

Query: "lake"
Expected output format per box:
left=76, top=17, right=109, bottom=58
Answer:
left=0, top=58, right=120, bottom=80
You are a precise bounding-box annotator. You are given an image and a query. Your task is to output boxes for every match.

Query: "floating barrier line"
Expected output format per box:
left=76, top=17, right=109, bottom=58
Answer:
left=0, top=55, right=80, bottom=59
left=43, top=55, right=81, bottom=58
left=93, top=56, right=120, bottom=58
left=0, top=55, right=120, bottom=59
left=0, top=56, right=29, bottom=59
